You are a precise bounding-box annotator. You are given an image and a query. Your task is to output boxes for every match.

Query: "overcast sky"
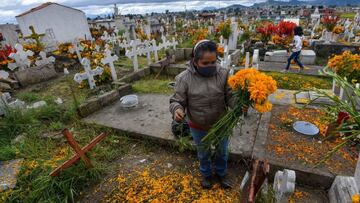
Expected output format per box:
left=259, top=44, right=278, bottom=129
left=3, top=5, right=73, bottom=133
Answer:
left=0, top=0, right=267, bottom=24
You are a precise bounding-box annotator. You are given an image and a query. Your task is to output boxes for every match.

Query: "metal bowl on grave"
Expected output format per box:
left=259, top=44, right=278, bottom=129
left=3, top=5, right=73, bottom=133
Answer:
left=120, top=94, right=138, bottom=108
left=292, top=121, right=319, bottom=136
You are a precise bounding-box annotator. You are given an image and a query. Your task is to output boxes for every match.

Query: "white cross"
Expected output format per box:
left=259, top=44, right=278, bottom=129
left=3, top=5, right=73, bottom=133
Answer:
left=74, top=58, right=104, bottom=89
left=69, top=41, right=83, bottom=63
left=8, top=44, right=34, bottom=71
left=151, top=39, right=159, bottom=62
left=35, top=51, right=55, bottom=66
left=221, top=45, right=231, bottom=69
left=101, top=48, right=119, bottom=81
left=125, top=40, right=143, bottom=72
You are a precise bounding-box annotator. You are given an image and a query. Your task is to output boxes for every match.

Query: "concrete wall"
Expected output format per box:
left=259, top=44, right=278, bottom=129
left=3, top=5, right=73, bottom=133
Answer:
left=0, top=24, right=19, bottom=46
left=16, top=4, right=92, bottom=43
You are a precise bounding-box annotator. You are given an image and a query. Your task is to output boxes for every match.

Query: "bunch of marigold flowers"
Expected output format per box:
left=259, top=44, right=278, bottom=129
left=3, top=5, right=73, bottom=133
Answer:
left=202, top=68, right=277, bottom=148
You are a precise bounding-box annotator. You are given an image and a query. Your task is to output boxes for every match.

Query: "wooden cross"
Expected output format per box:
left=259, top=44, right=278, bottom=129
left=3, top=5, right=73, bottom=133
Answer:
left=49, top=129, right=107, bottom=177
left=24, top=26, right=45, bottom=47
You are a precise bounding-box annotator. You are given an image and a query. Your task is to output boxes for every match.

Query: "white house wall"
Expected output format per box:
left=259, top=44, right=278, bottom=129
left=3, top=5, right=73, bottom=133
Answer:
left=16, top=4, right=91, bottom=43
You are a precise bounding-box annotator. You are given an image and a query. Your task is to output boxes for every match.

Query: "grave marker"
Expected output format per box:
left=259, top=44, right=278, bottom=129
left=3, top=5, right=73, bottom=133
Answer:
left=35, top=51, right=55, bottom=66
left=8, top=44, right=34, bottom=71
left=74, top=58, right=104, bottom=89
left=273, top=169, right=296, bottom=203
left=252, top=49, right=259, bottom=69
left=101, top=49, right=119, bottom=81
left=245, top=52, right=250, bottom=68
left=49, top=129, right=108, bottom=177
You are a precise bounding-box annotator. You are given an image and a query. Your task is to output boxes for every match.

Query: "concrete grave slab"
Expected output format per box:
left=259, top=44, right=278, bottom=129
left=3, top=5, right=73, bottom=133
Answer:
left=83, top=94, right=262, bottom=158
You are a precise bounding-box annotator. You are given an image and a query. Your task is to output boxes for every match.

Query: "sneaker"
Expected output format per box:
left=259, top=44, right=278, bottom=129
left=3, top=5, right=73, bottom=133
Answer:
left=201, top=176, right=213, bottom=189
left=297, top=68, right=304, bottom=73
left=216, top=175, right=233, bottom=189
left=280, top=69, right=289, bottom=73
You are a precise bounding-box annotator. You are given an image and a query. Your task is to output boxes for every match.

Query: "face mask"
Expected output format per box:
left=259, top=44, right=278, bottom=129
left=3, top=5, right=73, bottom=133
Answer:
left=196, top=65, right=217, bottom=77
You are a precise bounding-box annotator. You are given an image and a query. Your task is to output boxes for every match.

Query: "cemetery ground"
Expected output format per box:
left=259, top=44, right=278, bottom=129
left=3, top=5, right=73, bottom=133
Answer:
left=0, top=60, right=338, bottom=202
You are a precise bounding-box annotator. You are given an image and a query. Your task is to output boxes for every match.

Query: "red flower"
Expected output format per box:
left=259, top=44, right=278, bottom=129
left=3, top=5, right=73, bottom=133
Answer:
left=336, top=111, right=350, bottom=125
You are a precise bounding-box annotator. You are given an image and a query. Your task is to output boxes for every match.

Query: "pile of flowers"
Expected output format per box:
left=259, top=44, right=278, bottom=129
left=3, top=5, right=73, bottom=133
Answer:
left=333, top=26, right=344, bottom=34
left=0, top=45, right=16, bottom=69
left=216, top=20, right=232, bottom=39
left=327, top=51, right=360, bottom=83
left=202, top=68, right=277, bottom=148
left=321, top=15, right=340, bottom=32
left=257, top=21, right=296, bottom=43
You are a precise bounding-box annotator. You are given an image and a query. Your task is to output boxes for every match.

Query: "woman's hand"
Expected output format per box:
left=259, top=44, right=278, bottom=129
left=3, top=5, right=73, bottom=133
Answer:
left=174, top=108, right=185, bottom=122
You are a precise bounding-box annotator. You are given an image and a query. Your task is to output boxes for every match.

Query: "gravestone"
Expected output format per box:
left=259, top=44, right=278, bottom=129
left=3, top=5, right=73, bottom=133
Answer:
left=253, top=49, right=259, bottom=69
left=264, top=50, right=288, bottom=63
left=273, top=169, right=296, bottom=203
left=300, top=50, right=316, bottom=65
left=8, top=44, right=34, bottom=71
left=74, top=58, right=104, bottom=89
left=14, top=63, right=57, bottom=87
left=69, top=40, right=83, bottom=63
left=35, top=51, right=55, bottom=66
left=0, top=92, right=25, bottom=116
left=245, top=52, right=250, bottom=68
left=329, top=154, right=360, bottom=203
left=101, top=49, right=119, bottom=81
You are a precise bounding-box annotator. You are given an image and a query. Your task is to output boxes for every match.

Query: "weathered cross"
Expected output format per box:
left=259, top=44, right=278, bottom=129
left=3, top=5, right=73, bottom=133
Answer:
left=74, top=58, right=104, bottom=89
left=49, top=129, right=107, bottom=177
left=24, top=26, right=45, bottom=47
left=101, top=48, right=119, bottom=81
left=8, top=43, right=34, bottom=71
left=35, top=51, right=55, bottom=66
left=125, top=40, right=144, bottom=72
left=69, top=40, right=83, bottom=63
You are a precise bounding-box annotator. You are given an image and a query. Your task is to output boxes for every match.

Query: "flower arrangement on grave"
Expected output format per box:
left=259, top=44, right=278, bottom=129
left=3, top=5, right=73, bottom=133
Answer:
left=332, top=26, right=344, bottom=34
left=192, top=28, right=208, bottom=45
left=256, top=22, right=277, bottom=43
left=321, top=15, right=340, bottom=32
left=202, top=68, right=277, bottom=148
left=53, top=43, right=78, bottom=59
left=277, top=21, right=296, bottom=36
left=0, top=45, right=16, bottom=69
left=327, top=51, right=360, bottom=83
left=310, top=68, right=360, bottom=166
left=23, top=43, right=43, bottom=55
left=216, top=20, right=232, bottom=40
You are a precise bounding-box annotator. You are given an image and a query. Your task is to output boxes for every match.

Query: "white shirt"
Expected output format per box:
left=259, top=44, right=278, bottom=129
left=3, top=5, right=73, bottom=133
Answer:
left=292, top=35, right=303, bottom=52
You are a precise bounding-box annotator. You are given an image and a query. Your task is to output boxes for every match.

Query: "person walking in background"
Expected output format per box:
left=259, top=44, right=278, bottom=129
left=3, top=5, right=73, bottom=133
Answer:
left=282, top=26, right=305, bottom=73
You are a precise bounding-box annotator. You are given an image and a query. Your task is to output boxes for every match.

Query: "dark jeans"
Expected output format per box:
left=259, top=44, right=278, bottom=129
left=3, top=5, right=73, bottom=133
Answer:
left=286, top=51, right=304, bottom=70
left=190, top=127, right=229, bottom=178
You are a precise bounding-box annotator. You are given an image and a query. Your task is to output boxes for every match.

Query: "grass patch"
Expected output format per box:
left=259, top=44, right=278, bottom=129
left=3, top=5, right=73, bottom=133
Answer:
left=263, top=71, right=332, bottom=90
left=340, top=12, right=356, bottom=19
left=132, top=75, right=174, bottom=94
left=0, top=73, right=161, bottom=202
